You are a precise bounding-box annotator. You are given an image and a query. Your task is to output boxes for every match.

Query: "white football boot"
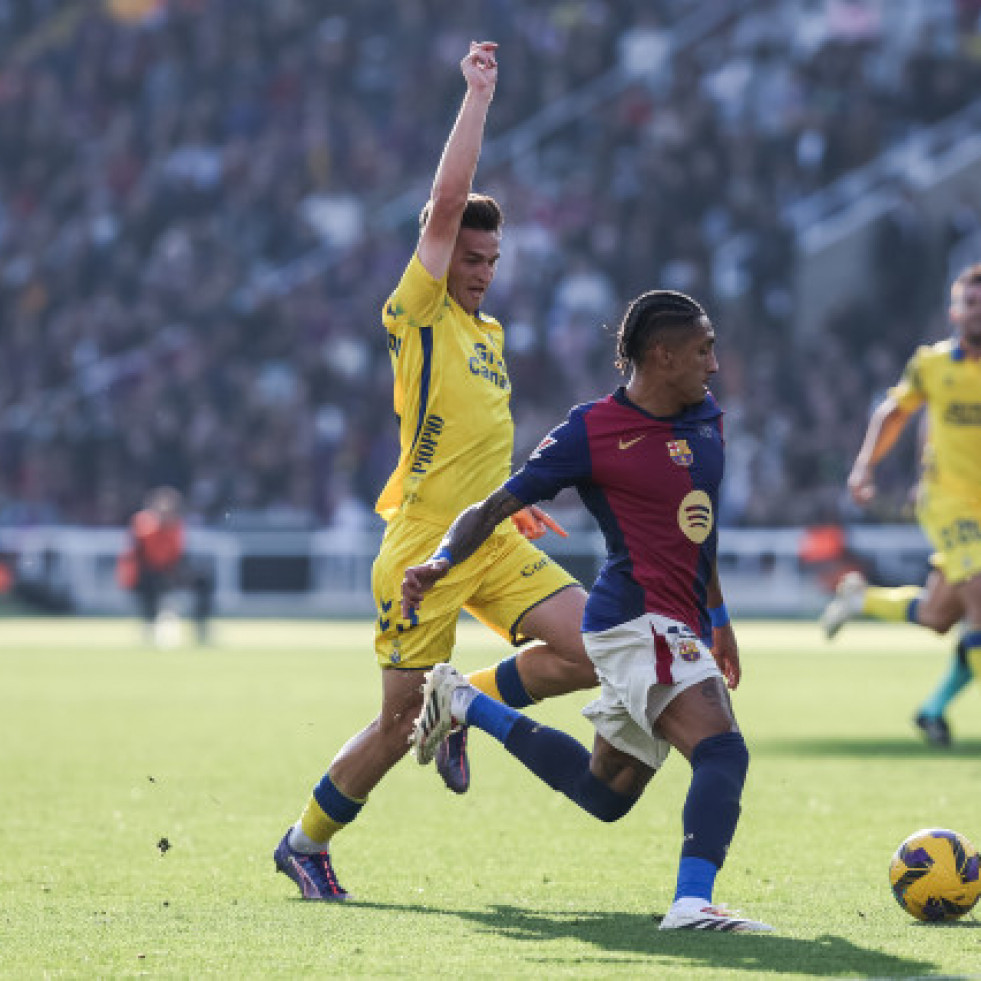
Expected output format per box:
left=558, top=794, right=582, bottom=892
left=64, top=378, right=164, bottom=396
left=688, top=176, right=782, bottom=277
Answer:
left=410, top=663, right=471, bottom=765
left=660, top=898, right=773, bottom=932
left=820, top=571, right=867, bottom=640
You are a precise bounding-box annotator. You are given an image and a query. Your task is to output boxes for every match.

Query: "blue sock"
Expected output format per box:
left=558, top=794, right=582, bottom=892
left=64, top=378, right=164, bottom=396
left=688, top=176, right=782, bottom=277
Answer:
left=906, top=597, right=920, bottom=624
left=494, top=716, right=638, bottom=822
left=495, top=655, right=535, bottom=708
left=674, top=856, right=718, bottom=904
left=673, top=732, right=749, bottom=902
left=918, top=635, right=976, bottom=718
left=465, top=692, right=522, bottom=743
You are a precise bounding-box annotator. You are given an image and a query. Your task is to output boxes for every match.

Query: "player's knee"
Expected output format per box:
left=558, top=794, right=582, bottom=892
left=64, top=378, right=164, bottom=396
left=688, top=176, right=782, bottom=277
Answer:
left=574, top=771, right=639, bottom=823
left=377, top=701, right=420, bottom=749
left=691, top=731, right=749, bottom=793
left=918, top=610, right=956, bottom=635
left=567, top=655, right=599, bottom=690
left=549, top=631, right=597, bottom=681
left=518, top=640, right=597, bottom=695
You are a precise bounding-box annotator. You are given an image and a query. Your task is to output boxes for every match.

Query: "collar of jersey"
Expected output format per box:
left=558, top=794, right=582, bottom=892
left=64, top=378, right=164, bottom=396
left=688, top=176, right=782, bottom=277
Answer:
left=613, top=385, right=719, bottom=422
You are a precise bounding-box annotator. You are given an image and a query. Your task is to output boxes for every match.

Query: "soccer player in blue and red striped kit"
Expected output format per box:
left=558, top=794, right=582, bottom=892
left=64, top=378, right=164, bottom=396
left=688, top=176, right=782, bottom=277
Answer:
left=402, top=290, right=773, bottom=932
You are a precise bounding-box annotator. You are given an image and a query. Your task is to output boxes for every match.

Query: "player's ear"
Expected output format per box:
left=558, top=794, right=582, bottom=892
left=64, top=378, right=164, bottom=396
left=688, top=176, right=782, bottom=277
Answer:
left=650, top=340, right=673, bottom=369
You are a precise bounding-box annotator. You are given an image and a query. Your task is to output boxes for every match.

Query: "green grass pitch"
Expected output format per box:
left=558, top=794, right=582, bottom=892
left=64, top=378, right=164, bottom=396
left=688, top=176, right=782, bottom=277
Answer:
left=0, top=616, right=979, bottom=978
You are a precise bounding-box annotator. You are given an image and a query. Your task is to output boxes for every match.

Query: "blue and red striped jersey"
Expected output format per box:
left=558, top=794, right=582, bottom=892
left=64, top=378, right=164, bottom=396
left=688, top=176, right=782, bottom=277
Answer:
left=505, top=386, right=724, bottom=640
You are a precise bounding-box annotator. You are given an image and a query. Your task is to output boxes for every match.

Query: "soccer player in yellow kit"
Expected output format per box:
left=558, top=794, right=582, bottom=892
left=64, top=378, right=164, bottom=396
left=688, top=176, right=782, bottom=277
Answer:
left=822, top=263, right=981, bottom=745
left=273, top=42, right=595, bottom=899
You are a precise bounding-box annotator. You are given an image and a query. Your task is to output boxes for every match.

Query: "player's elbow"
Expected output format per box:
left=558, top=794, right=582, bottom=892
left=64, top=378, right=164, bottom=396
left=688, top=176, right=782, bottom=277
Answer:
left=426, top=187, right=468, bottom=226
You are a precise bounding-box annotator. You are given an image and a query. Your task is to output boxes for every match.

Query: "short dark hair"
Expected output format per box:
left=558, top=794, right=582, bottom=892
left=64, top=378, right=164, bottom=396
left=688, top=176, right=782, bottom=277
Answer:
left=614, top=290, right=707, bottom=372
left=418, top=193, right=503, bottom=233
left=952, top=262, right=981, bottom=295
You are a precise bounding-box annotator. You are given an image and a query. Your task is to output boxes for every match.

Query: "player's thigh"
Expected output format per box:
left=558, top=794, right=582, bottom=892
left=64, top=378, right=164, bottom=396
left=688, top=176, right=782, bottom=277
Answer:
left=379, top=666, right=428, bottom=729
left=582, top=676, right=672, bottom=774
left=652, top=676, right=738, bottom=762
left=514, top=583, right=589, bottom=664
left=918, top=492, right=981, bottom=589
left=956, top=570, right=981, bottom=627
left=465, top=526, right=581, bottom=647
left=370, top=516, right=468, bottom=668
left=917, top=568, right=962, bottom=633
left=582, top=614, right=722, bottom=771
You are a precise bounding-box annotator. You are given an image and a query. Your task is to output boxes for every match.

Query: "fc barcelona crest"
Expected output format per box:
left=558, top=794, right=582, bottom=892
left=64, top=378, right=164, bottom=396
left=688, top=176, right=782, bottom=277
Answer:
left=666, top=439, right=693, bottom=467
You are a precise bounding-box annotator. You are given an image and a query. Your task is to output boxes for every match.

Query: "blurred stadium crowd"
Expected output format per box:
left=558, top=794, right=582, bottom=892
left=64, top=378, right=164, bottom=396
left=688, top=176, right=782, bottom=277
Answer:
left=1, top=0, right=981, bottom=530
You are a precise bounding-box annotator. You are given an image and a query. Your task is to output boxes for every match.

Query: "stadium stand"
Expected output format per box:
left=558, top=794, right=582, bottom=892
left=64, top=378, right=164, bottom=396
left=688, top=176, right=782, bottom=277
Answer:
left=1, top=0, right=980, bottom=533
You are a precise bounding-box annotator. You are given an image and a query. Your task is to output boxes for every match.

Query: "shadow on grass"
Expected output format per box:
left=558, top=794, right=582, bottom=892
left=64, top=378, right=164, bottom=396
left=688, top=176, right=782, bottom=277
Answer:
left=753, top=736, right=981, bottom=758
left=347, top=901, right=936, bottom=976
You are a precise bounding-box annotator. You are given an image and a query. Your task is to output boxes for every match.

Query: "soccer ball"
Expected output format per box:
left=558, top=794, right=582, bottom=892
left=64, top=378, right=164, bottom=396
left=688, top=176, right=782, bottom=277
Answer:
left=889, top=828, right=981, bottom=922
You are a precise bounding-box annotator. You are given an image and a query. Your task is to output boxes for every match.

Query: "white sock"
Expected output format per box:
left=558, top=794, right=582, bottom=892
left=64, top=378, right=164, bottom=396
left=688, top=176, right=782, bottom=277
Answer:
left=672, top=896, right=712, bottom=909
left=450, top=684, right=478, bottom=724
left=288, top=823, right=329, bottom=855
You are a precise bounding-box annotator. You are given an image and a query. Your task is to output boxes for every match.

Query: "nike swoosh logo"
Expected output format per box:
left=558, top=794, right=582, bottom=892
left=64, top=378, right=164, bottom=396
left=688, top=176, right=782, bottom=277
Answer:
left=618, top=435, right=645, bottom=450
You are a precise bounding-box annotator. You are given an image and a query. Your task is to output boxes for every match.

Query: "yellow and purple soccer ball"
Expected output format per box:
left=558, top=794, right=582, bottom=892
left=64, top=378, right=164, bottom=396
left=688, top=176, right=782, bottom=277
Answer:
left=889, top=828, right=981, bottom=922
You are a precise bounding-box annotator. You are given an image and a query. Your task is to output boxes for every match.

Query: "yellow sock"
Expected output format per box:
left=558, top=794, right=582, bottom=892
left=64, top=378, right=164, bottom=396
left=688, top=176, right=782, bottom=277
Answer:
left=863, top=586, right=921, bottom=623
left=466, top=665, right=503, bottom=702
left=299, top=796, right=348, bottom=845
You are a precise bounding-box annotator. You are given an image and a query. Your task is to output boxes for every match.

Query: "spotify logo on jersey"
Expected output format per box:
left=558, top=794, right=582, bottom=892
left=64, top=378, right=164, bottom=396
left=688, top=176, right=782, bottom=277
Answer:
left=678, top=490, right=713, bottom=544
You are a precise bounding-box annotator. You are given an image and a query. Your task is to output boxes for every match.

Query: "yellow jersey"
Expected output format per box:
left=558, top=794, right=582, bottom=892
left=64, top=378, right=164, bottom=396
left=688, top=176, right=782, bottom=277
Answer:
left=375, top=253, right=514, bottom=523
left=889, top=338, right=981, bottom=500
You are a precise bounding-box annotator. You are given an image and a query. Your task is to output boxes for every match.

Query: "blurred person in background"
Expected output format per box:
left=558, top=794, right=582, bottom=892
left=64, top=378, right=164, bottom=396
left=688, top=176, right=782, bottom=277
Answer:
left=117, top=485, right=212, bottom=647
left=822, top=262, right=981, bottom=746
left=273, top=41, right=597, bottom=902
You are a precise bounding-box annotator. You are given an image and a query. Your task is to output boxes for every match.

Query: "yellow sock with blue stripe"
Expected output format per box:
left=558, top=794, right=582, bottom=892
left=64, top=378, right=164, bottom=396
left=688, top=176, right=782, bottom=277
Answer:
left=863, top=586, right=922, bottom=623
left=467, top=654, right=536, bottom=708
left=466, top=666, right=503, bottom=702
left=293, top=774, right=366, bottom=852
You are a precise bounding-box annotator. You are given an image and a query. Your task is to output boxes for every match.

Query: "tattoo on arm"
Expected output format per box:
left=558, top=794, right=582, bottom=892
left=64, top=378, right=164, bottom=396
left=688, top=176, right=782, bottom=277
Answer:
left=439, top=488, right=525, bottom=566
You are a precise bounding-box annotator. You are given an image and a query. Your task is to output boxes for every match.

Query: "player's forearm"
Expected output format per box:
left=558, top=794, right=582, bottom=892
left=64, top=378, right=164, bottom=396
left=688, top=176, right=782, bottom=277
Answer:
left=854, top=399, right=910, bottom=471
left=429, top=91, right=492, bottom=217
left=436, top=487, right=524, bottom=567
left=706, top=561, right=724, bottom=609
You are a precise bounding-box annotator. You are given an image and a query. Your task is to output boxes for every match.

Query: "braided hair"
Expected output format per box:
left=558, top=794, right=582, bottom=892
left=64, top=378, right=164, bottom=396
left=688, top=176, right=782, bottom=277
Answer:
left=614, top=290, right=707, bottom=373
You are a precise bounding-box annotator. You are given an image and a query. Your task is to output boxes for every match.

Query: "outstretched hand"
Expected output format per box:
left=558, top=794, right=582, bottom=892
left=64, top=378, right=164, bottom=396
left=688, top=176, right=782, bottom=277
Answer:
left=511, top=504, right=569, bottom=542
left=847, top=462, right=876, bottom=505
left=711, top=623, right=741, bottom=690
left=401, top=558, right=450, bottom=619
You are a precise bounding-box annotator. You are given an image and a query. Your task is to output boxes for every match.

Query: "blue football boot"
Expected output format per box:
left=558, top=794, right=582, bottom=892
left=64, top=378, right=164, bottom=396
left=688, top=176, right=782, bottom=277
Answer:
left=274, top=830, right=351, bottom=900
left=435, top=726, right=471, bottom=794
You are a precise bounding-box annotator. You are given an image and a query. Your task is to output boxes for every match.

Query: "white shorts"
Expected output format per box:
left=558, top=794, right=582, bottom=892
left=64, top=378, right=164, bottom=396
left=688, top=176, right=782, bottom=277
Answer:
left=581, top=613, right=722, bottom=771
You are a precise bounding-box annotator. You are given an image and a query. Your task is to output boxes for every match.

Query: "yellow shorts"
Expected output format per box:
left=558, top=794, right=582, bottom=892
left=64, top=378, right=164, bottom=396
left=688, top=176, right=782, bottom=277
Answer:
left=371, top=513, right=580, bottom=669
left=917, top=486, right=981, bottom=585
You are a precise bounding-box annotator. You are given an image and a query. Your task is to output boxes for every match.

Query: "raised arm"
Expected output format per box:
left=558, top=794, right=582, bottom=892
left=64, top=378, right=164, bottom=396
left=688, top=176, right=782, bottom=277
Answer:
left=401, top=486, right=523, bottom=616
left=847, top=396, right=915, bottom=505
left=416, top=42, right=498, bottom=281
